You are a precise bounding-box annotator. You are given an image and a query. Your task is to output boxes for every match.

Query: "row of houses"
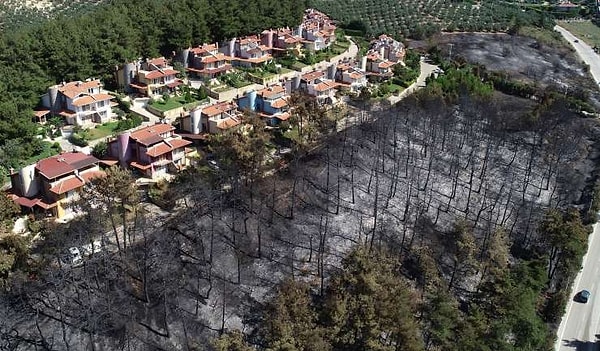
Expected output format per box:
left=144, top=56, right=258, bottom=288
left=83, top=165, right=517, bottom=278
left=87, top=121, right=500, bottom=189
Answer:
left=8, top=121, right=196, bottom=219
left=17, top=8, right=409, bottom=221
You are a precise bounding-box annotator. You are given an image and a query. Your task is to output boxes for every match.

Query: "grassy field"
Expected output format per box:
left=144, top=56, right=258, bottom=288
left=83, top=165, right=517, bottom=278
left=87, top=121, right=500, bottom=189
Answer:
left=86, top=121, right=119, bottom=140
left=518, top=26, right=569, bottom=48
left=558, top=20, right=600, bottom=49
left=149, top=96, right=206, bottom=112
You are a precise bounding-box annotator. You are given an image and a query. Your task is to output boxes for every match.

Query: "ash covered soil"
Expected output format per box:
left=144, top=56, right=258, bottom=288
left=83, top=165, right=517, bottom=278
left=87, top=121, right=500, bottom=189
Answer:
left=427, top=32, right=600, bottom=107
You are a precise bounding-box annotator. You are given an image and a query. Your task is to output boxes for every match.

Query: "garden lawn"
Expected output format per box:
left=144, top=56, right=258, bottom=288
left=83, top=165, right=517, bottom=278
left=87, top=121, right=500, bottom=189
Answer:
left=86, top=121, right=119, bottom=140
left=558, top=20, right=600, bottom=49
left=150, top=97, right=189, bottom=112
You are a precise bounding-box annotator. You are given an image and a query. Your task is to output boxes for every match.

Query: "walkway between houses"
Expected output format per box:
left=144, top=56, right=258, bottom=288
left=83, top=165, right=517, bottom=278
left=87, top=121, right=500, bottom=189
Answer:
left=336, top=61, right=439, bottom=133
left=311, top=37, right=359, bottom=73
left=387, top=61, right=439, bottom=105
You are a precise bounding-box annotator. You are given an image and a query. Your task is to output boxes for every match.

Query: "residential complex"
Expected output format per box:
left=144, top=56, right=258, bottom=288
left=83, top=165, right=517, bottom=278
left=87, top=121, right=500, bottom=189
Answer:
left=12, top=8, right=412, bottom=221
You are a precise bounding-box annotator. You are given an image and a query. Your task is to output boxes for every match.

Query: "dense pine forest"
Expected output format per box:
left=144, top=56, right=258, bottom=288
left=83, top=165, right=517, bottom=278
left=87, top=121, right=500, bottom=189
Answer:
left=0, top=0, right=305, bottom=178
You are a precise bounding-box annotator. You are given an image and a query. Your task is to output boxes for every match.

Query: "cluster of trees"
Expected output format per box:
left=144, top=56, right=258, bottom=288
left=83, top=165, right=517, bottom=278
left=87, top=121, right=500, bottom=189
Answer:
left=310, top=0, right=555, bottom=39
left=392, top=50, right=422, bottom=87
left=0, top=0, right=305, bottom=177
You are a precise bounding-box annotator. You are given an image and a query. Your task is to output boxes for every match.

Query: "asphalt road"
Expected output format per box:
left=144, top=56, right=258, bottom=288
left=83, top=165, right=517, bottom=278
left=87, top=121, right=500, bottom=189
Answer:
left=556, top=219, right=600, bottom=350
left=554, top=25, right=600, bottom=88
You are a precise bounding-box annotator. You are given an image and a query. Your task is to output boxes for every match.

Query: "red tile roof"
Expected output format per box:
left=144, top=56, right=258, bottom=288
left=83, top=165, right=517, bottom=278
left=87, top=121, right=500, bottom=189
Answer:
left=130, top=123, right=174, bottom=142
left=71, top=93, right=113, bottom=107
left=257, top=85, right=285, bottom=98
left=314, top=80, right=338, bottom=92
left=130, top=161, right=152, bottom=170
left=49, top=176, right=85, bottom=195
left=202, top=102, right=237, bottom=117
left=378, top=61, right=396, bottom=69
left=217, top=117, right=242, bottom=130
left=302, top=71, right=325, bottom=81
left=58, top=109, right=77, bottom=117
left=146, top=142, right=172, bottom=157
left=144, top=138, right=192, bottom=158
left=148, top=57, right=168, bottom=66
left=36, top=152, right=99, bottom=179
left=169, top=138, right=193, bottom=149
left=167, top=80, right=183, bottom=88
left=200, top=54, right=229, bottom=63
left=190, top=44, right=218, bottom=55
left=274, top=112, right=291, bottom=121
left=58, top=80, right=102, bottom=99
left=145, top=69, right=179, bottom=80
left=80, top=170, right=105, bottom=182
left=34, top=109, right=50, bottom=118
left=271, top=98, right=288, bottom=108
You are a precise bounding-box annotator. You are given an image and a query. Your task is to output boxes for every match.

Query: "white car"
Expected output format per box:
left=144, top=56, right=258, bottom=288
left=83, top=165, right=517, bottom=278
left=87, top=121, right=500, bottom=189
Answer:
left=81, top=240, right=103, bottom=257
left=64, top=247, right=83, bottom=267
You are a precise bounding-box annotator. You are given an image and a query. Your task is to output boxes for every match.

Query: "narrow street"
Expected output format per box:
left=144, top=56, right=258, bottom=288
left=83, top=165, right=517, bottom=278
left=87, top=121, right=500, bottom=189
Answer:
left=555, top=25, right=600, bottom=87
left=555, top=218, right=600, bottom=350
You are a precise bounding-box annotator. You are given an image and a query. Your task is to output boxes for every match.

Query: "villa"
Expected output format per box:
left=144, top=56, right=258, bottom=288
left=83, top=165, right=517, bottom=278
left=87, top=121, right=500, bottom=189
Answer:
left=40, top=79, right=113, bottom=126
left=186, top=43, right=233, bottom=80
left=107, top=123, right=194, bottom=179
left=237, top=85, right=291, bottom=126
left=8, top=152, right=105, bottom=219
left=116, top=57, right=183, bottom=97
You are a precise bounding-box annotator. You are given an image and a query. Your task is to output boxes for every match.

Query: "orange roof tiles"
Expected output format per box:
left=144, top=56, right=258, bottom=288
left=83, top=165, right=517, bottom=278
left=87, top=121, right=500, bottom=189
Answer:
left=302, top=71, right=325, bottom=81
left=169, top=138, right=192, bottom=149
left=145, top=69, right=179, bottom=79
left=71, top=93, right=113, bottom=107
left=58, top=80, right=102, bottom=99
left=130, top=123, right=174, bottom=141
left=257, top=85, right=285, bottom=98
left=80, top=170, right=105, bottom=182
left=349, top=71, right=364, bottom=79
left=239, top=36, right=260, bottom=44
left=50, top=176, right=85, bottom=195
left=190, top=44, right=218, bottom=55
left=201, top=53, right=230, bottom=63
left=202, top=102, right=237, bottom=117
left=34, top=109, right=50, bottom=117
left=145, top=138, right=192, bottom=157
left=217, top=117, right=242, bottom=130
left=275, top=112, right=291, bottom=121
left=314, top=81, right=338, bottom=92
left=148, top=57, right=168, bottom=66
left=130, top=161, right=152, bottom=170
left=146, top=142, right=172, bottom=157
left=271, top=98, right=288, bottom=108
left=378, top=61, right=396, bottom=69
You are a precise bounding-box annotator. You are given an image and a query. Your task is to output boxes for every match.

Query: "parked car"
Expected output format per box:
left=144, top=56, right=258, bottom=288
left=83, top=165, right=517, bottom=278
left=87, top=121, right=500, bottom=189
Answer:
left=577, top=289, right=591, bottom=303
left=61, top=247, right=83, bottom=267
left=81, top=240, right=103, bottom=257
left=574, top=39, right=579, bottom=43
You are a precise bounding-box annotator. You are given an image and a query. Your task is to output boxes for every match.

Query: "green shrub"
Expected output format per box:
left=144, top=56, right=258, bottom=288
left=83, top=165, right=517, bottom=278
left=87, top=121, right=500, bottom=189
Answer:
left=69, top=133, right=89, bottom=147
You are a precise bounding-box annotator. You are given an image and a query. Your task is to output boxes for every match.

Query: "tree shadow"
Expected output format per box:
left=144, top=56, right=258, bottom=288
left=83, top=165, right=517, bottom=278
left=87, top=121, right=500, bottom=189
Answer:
left=561, top=338, right=600, bottom=350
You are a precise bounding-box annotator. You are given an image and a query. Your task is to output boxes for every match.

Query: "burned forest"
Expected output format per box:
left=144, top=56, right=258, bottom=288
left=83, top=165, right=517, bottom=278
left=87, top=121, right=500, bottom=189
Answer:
left=2, top=89, right=600, bottom=350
